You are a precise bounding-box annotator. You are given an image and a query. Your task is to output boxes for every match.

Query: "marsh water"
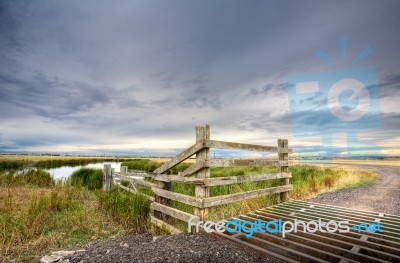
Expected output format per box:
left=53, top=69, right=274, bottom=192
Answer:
left=45, top=162, right=122, bottom=180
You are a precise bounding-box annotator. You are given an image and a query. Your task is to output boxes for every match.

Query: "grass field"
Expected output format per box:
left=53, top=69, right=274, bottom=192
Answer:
left=0, top=157, right=380, bottom=262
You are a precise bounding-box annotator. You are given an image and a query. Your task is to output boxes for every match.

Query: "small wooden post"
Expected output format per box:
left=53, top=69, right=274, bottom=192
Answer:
left=103, top=164, right=112, bottom=191
left=120, top=166, right=128, bottom=175
left=278, top=139, right=289, bottom=202
left=194, top=124, right=210, bottom=221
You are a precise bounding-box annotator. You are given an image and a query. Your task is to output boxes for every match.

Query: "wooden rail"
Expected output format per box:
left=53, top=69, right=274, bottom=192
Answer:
left=155, top=172, right=291, bottom=186
left=103, top=124, right=292, bottom=233
left=112, top=169, right=155, bottom=202
left=150, top=124, right=292, bottom=232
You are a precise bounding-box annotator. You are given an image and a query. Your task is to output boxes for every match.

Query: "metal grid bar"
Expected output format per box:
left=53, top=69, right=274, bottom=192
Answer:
left=214, top=200, right=400, bottom=263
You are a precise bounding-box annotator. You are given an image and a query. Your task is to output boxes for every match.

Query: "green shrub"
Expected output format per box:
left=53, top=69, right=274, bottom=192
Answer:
left=71, top=168, right=103, bottom=190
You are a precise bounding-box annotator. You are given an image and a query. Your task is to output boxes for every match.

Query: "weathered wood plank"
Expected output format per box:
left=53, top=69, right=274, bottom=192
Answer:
left=120, top=166, right=128, bottom=175
left=154, top=172, right=291, bottom=186
left=202, top=185, right=293, bottom=208
left=114, top=172, right=153, bottom=178
left=179, top=160, right=208, bottom=177
left=115, top=174, right=157, bottom=188
left=151, top=202, right=199, bottom=223
left=115, top=181, right=136, bottom=193
left=204, top=172, right=291, bottom=186
left=208, top=158, right=292, bottom=167
left=153, top=140, right=206, bottom=174
left=103, top=164, right=112, bottom=191
left=152, top=188, right=201, bottom=207
left=278, top=139, right=290, bottom=202
left=194, top=125, right=210, bottom=221
left=151, top=215, right=182, bottom=234
left=154, top=174, right=204, bottom=184
left=205, top=140, right=292, bottom=153
left=115, top=182, right=155, bottom=201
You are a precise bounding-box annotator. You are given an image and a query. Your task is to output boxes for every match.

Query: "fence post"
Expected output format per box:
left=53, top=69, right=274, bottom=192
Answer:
left=194, top=124, right=210, bottom=221
left=103, top=164, right=112, bottom=191
left=120, top=166, right=128, bottom=175
left=278, top=139, right=289, bottom=202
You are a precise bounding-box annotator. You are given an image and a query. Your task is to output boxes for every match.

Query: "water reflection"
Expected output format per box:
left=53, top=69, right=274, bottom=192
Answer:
left=46, top=162, right=122, bottom=180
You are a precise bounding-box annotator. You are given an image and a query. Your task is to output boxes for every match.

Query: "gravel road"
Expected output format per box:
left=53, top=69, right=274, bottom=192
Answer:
left=63, top=233, right=281, bottom=263
left=309, top=165, right=400, bottom=215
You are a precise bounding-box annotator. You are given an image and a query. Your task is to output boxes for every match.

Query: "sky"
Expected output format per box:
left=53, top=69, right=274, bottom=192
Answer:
left=0, top=0, right=400, bottom=157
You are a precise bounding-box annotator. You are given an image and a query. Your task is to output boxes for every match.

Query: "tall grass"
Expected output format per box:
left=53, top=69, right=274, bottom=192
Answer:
left=0, top=167, right=151, bottom=262
left=0, top=187, right=123, bottom=262
left=96, top=188, right=151, bottom=233
left=71, top=168, right=103, bottom=190
left=289, top=165, right=377, bottom=198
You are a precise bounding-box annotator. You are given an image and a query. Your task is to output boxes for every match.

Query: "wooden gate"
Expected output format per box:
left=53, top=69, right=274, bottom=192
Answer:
left=110, top=124, right=293, bottom=232
left=106, top=125, right=400, bottom=262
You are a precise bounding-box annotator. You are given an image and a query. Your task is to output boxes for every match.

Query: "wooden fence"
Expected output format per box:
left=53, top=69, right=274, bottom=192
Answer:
left=105, top=124, right=293, bottom=233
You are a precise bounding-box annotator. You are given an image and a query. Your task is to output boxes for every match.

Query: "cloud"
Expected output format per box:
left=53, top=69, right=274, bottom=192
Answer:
left=0, top=0, right=399, bottom=155
left=0, top=72, right=110, bottom=119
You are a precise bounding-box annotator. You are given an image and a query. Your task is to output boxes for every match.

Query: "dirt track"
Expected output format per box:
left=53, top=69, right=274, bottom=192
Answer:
left=309, top=165, right=400, bottom=215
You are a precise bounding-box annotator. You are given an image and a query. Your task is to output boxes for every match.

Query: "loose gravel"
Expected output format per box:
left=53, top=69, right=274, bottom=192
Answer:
left=309, top=165, right=400, bottom=215
left=64, top=233, right=282, bottom=263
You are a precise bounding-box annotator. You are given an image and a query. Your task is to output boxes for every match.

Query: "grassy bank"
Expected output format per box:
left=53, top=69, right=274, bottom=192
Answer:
left=0, top=169, right=150, bottom=262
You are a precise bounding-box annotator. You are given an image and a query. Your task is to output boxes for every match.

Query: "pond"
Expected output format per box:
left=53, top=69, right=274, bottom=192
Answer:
left=45, top=162, right=122, bottom=180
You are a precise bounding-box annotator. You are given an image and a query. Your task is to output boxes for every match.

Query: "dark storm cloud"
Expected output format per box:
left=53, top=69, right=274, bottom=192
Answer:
left=0, top=0, right=399, bottom=154
left=0, top=72, right=110, bottom=118
left=378, top=72, right=400, bottom=98
left=245, top=83, right=287, bottom=100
